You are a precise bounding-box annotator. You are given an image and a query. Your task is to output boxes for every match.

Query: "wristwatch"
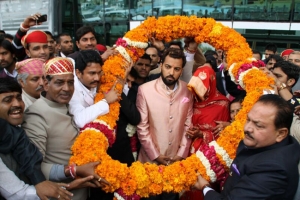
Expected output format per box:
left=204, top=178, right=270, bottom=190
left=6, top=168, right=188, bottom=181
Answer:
left=278, top=83, right=287, bottom=91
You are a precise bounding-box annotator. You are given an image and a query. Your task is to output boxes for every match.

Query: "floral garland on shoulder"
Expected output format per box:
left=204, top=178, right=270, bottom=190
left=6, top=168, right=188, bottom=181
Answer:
left=69, top=16, right=274, bottom=199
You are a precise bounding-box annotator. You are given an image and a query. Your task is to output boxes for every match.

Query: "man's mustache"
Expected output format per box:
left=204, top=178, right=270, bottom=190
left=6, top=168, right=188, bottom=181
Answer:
left=244, top=131, right=254, bottom=139
left=8, top=106, right=23, bottom=115
left=36, top=85, right=44, bottom=91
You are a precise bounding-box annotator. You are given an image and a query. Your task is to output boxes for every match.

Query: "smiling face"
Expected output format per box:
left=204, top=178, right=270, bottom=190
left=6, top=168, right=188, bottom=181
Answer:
left=0, top=91, right=24, bottom=126
left=44, top=74, right=74, bottom=104
left=26, top=42, right=50, bottom=61
left=76, top=32, right=97, bottom=50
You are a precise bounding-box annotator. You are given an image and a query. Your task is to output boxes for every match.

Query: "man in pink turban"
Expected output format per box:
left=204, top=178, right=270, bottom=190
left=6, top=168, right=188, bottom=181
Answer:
left=16, top=58, right=45, bottom=109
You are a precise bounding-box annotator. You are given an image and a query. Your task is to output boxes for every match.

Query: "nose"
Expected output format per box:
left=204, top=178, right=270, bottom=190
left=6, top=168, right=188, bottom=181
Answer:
left=244, top=120, right=253, bottom=132
left=40, top=48, right=46, bottom=54
left=94, top=74, right=100, bottom=81
left=169, top=68, right=174, bottom=75
left=87, top=39, right=92, bottom=45
left=62, top=82, right=71, bottom=92
left=38, top=77, right=44, bottom=86
left=12, top=97, right=22, bottom=107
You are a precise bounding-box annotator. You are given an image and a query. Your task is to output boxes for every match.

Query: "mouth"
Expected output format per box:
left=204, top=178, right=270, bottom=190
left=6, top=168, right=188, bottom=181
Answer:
left=166, top=76, right=175, bottom=81
left=244, top=131, right=254, bottom=139
left=39, top=55, right=48, bottom=60
left=9, top=108, right=23, bottom=118
left=59, top=94, right=71, bottom=99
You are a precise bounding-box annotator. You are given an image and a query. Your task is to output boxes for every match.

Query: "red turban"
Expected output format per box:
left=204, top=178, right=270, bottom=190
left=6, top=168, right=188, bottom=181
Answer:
left=15, top=58, right=44, bottom=75
left=21, top=30, right=48, bottom=48
left=281, top=49, right=294, bottom=57
left=44, top=57, right=74, bottom=76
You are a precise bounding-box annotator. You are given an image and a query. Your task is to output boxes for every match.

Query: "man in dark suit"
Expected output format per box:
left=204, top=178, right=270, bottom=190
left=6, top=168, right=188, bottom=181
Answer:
left=194, top=94, right=300, bottom=199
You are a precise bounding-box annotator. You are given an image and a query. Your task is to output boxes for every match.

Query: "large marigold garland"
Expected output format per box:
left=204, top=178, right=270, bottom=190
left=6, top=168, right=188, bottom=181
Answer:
left=70, top=16, right=274, bottom=199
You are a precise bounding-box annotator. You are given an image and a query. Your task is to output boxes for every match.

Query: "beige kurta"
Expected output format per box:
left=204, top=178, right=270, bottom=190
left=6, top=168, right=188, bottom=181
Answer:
left=136, top=77, right=194, bottom=163
left=22, top=95, right=87, bottom=200
left=22, top=89, right=37, bottom=110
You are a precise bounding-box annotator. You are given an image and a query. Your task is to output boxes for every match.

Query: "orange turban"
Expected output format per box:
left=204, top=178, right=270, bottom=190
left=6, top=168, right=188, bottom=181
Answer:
left=44, top=57, right=74, bottom=76
left=21, top=30, right=48, bottom=48
left=15, top=58, right=44, bottom=75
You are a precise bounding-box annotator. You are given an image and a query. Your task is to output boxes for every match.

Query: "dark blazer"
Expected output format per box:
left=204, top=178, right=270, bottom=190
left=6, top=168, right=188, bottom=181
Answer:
left=0, top=118, right=45, bottom=185
left=216, top=71, right=226, bottom=96
left=107, top=92, right=141, bottom=166
left=205, top=136, right=300, bottom=200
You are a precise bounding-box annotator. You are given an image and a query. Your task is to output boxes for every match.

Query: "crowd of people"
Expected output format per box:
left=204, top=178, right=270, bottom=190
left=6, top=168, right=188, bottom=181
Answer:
left=0, top=12, right=300, bottom=200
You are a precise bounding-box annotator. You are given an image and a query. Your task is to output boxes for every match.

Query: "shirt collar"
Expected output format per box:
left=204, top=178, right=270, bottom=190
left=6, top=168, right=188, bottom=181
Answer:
left=4, top=68, right=18, bottom=78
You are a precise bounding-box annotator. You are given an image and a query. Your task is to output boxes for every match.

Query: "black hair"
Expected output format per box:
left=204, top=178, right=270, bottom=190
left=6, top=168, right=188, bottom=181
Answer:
left=0, top=30, right=5, bottom=34
left=265, top=54, right=283, bottom=64
left=252, top=49, right=262, bottom=60
left=145, top=45, right=159, bottom=54
left=205, top=55, right=218, bottom=72
left=257, top=94, right=293, bottom=131
left=273, top=61, right=300, bottom=87
left=75, top=26, right=96, bottom=42
left=44, top=31, right=54, bottom=39
left=161, top=48, right=186, bottom=68
left=129, top=67, right=139, bottom=79
left=75, top=50, right=103, bottom=73
left=56, top=33, right=72, bottom=43
left=265, top=43, right=277, bottom=54
left=0, top=78, right=22, bottom=94
left=230, top=95, right=244, bottom=108
left=3, top=34, right=13, bottom=41
left=167, top=41, right=183, bottom=51
left=0, top=36, right=14, bottom=55
left=139, top=53, right=152, bottom=63
left=204, top=50, right=218, bottom=58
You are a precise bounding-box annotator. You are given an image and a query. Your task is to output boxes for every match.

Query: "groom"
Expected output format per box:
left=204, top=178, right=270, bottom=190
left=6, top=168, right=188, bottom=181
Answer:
left=136, top=48, right=193, bottom=200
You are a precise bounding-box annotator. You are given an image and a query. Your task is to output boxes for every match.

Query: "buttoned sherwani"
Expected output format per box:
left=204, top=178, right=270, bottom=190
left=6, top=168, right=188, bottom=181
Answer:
left=136, top=77, right=193, bottom=163
left=22, top=95, right=87, bottom=200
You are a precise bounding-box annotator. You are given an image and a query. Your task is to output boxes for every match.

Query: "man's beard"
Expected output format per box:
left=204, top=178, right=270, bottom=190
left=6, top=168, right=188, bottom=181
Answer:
left=0, top=60, right=14, bottom=69
left=161, top=74, right=178, bottom=87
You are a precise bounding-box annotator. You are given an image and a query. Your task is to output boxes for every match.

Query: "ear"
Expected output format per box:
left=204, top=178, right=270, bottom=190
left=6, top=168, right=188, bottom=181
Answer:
left=275, top=127, right=288, bottom=143
left=19, top=78, right=26, bottom=88
left=57, top=43, right=61, bottom=51
left=43, top=78, right=50, bottom=92
left=25, top=49, right=31, bottom=58
left=76, top=41, right=80, bottom=49
left=75, top=69, right=82, bottom=79
left=287, top=78, right=295, bottom=87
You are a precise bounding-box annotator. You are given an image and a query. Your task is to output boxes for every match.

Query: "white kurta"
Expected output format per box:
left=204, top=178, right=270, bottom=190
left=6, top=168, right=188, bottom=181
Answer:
left=69, top=76, right=109, bottom=128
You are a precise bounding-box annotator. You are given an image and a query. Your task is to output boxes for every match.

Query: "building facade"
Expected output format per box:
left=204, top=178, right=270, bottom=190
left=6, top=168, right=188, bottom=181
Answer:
left=0, top=0, right=299, bottom=53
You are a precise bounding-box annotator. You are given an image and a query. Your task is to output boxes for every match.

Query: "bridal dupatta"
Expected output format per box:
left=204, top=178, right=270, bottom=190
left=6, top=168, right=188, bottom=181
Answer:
left=188, top=66, right=230, bottom=153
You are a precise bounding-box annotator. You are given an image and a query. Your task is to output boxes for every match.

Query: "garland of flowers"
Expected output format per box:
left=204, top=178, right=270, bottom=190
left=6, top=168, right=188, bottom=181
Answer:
left=70, top=16, right=274, bottom=199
